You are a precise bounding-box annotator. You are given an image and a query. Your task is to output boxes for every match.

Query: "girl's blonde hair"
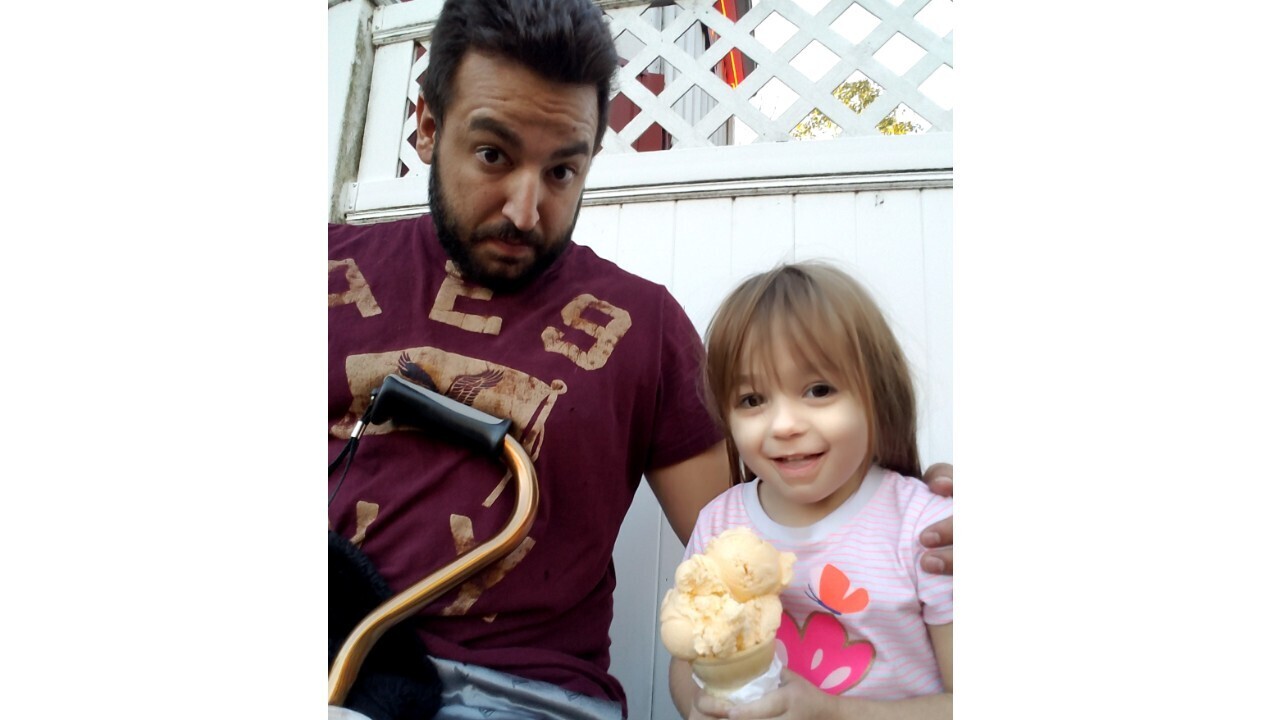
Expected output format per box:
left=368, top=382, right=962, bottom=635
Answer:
left=703, top=261, right=920, bottom=485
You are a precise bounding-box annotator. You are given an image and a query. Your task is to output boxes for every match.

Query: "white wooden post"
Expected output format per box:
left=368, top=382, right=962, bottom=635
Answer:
left=329, top=0, right=376, bottom=223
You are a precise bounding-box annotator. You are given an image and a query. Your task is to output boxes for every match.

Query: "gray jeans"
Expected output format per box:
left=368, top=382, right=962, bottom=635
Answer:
left=430, top=657, right=625, bottom=720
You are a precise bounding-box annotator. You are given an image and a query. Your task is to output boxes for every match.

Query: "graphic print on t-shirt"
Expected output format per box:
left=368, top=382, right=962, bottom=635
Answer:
left=332, top=346, right=568, bottom=619
left=328, top=258, right=383, bottom=317
left=332, top=346, right=568, bottom=464
left=778, top=610, right=875, bottom=695
left=331, top=258, right=644, bottom=622
left=441, top=512, right=537, bottom=620
left=778, top=563, right=875, bottom=694
left=805, top=563, right=870, bottom=615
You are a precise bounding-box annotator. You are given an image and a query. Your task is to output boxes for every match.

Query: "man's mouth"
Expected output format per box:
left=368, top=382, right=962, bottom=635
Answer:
left=479, top=236, right=534, bottom=259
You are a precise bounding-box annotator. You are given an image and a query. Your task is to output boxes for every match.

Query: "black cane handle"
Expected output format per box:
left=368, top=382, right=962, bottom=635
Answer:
left=366, top=375, right=512, bottom=456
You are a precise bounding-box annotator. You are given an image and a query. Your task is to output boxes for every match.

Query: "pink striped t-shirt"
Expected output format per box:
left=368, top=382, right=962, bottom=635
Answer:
left=685, top=465, right=953, bottom=699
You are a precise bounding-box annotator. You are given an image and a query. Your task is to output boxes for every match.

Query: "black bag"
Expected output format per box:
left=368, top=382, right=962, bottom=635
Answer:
left=329, top=530, right=441, bottom=720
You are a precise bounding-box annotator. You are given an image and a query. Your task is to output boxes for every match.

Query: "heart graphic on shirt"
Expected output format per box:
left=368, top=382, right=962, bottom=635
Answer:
left=777, top=611, right=875, bottom=695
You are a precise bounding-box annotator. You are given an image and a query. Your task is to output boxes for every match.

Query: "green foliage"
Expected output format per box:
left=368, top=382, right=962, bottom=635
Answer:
left=791, top=79, right=921, bottom=139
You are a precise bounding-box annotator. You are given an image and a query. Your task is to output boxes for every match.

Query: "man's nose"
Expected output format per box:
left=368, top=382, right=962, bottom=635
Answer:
left=503, top=170, right=542, bottom=232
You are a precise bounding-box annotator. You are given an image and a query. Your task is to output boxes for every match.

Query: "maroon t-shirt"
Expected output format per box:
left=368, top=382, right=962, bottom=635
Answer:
left=328, top=215, right=722, bottom=707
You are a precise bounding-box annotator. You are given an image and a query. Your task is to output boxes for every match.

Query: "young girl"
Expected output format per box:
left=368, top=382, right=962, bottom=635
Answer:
left=671, top=262, right=952, bottom=720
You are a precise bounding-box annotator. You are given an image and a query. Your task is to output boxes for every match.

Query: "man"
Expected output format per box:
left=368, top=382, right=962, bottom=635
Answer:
left=328, top=1, right=953, bottom=717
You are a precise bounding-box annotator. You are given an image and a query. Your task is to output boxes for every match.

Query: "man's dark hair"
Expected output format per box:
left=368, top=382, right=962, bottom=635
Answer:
left=421, top=0, right=619, bottom=150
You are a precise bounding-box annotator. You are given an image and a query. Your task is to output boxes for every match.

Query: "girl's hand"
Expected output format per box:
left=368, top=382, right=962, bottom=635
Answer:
left=691, top=691, right=731, bottom=718
left=694, top=670, right=840, bottom=720
left=689, top=701, right=730, bottom=720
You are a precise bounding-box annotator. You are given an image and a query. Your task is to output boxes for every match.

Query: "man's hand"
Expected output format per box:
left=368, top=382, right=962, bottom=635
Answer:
left=920, top=462, right=953, bottom=576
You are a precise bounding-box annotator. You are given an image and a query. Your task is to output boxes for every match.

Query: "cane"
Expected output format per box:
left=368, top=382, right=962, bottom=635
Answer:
left=327, top=375, right=539, bottom=707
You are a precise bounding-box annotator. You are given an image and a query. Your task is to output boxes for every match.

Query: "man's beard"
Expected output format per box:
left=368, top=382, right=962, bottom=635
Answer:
left=428, top=158, right=580, bottom=294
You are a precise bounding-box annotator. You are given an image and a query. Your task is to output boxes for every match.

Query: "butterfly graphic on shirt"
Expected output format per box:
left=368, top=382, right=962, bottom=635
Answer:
left=804, top=563, right=870, bottom=615
left=781, top=564, right=876, bottom=694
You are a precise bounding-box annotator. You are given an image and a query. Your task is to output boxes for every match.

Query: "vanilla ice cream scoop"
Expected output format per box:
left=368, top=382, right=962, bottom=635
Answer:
left=659, top=527, right=796, bottom=661
left=705, top=527, right=794, bottom=602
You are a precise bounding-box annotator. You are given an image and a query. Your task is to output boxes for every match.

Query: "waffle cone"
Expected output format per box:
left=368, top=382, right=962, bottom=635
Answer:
left=690, top=639, right=776, bottom=697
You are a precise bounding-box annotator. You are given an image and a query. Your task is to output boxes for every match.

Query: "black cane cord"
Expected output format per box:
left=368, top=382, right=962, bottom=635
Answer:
left=329, top=403, right=376, bottom=507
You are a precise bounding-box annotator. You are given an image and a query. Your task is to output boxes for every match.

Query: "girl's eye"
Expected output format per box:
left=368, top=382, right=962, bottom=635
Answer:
left=805, top=383, right=836, bottom=399
left=736, top=393, right=764, bottom=409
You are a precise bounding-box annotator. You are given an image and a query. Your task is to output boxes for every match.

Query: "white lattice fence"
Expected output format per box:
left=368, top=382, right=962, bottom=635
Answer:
left=350, top=0, right=953, bottom=204
left=605, top=0, right=952, bottom=150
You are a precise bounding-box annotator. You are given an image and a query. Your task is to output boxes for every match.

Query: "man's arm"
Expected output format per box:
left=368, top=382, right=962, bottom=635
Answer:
left=647, top=441, right=731, bottom=545
left=920, top=462, right=953, bottom=576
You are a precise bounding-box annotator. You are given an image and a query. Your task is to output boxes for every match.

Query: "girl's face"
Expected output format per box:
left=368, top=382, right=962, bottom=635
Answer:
left=729, top=345, right=871, bottom=525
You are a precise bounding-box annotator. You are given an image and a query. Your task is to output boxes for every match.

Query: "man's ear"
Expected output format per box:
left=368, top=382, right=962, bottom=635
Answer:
left=415, top=95, right=438, bottom=165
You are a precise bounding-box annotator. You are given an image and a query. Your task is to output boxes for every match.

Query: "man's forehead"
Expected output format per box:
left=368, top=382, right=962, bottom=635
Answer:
left=449, top=52, right=599, bottom=143
left=464, top=113, right=592, bottom=159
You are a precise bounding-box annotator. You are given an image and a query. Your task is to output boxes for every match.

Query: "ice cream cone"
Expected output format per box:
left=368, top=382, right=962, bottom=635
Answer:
left=691, top=639, right=777, bottom=698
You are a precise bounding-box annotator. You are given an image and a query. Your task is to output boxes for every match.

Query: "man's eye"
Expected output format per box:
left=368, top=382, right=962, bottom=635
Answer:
left=549, top=165, right=577, bottom=182
left=476, top=147, right=505, bottom=165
